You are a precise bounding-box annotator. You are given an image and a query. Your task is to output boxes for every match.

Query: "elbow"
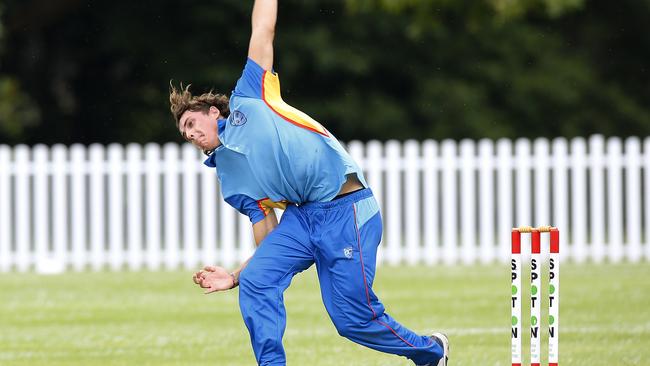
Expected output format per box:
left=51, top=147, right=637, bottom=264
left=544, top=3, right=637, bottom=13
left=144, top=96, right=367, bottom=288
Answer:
left=251, top=23, right=275, bottom=39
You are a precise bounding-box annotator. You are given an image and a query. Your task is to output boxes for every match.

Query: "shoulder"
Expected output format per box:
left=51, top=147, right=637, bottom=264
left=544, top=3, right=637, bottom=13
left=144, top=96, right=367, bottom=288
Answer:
left=232, top=58, right=273, bottom=99
left=220, top=104, right=277, bottom=153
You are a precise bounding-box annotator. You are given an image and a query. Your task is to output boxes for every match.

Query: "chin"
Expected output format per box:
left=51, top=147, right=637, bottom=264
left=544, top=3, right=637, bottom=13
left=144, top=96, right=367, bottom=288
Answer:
left=205, top=143, right=219, bottom=151
left=200, top=144, right=218, bottom=153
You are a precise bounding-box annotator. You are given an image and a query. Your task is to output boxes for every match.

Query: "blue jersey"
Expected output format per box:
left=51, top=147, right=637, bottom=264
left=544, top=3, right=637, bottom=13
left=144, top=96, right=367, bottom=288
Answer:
left=204, top=58, right=367, bottom=224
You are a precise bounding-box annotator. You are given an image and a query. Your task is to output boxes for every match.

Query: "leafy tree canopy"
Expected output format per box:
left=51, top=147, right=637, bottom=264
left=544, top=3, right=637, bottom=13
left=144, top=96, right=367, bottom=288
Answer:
left=0, top=0, right=648, bottom=145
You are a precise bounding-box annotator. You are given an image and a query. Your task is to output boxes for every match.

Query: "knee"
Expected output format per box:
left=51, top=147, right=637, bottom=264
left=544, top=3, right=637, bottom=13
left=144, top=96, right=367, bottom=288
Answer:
left=237, top=265, right=257, bottom=293
left=335, top=323, right=354, bottom=338
left=237, top=267, right=263, bottom=317
left=331, top=317, right=362, bottom=339
left=238, top=265, right=274, bottom=295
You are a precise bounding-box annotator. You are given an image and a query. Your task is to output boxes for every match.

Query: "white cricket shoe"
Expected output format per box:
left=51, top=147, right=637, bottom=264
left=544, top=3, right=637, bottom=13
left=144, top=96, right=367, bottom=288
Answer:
left=417, top=332, right=449, bottom=366
left=431, top=332, right=449, bottom=366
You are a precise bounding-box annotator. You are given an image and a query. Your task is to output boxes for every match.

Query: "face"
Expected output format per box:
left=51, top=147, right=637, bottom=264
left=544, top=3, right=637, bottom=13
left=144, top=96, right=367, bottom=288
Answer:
left=178, top=106, right=221, bottom=151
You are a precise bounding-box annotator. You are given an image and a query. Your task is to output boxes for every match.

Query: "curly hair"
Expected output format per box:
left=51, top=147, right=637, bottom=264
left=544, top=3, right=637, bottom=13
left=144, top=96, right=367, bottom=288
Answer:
left=169, top=82, right=230, bottom=129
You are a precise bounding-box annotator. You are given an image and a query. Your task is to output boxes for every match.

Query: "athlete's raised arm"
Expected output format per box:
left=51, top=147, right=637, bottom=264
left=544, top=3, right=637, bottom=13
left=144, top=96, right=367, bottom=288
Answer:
left=248, top=0, right=277, bottom=71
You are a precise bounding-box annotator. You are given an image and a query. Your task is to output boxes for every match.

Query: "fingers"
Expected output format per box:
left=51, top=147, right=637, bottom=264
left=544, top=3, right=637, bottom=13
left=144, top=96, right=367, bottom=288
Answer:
left=193, top=274, right=210, bottom=288
left=204, top=286, right=219, bottom=294
left=192, top=266, right=228, bottom=294
left=192, top=270, right=206, bottom=284
left=193, top=266, right=217, bottom=284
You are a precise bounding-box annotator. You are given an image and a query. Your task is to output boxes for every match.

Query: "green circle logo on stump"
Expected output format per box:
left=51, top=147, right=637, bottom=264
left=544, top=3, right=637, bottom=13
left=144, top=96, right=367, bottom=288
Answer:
left=512, top=316, right=518, bottom=326
left=550, top=284, right=556, bottom=294
left=512, top=285, right=518, bottom=295
left=531, top=316, right=538, bottom=326
left=531, top=285, right=538, bottom=295
left=549, top=315, right=555, bottom=325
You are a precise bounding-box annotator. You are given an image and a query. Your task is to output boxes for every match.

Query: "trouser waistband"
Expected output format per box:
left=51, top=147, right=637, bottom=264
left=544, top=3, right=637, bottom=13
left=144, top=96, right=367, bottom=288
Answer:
left=299, top=188, right=373, bottom=211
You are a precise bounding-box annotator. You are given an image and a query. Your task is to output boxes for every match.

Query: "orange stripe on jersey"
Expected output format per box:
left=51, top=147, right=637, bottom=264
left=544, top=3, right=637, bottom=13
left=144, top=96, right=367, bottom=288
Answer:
left=256, top=199, right=269, bottom=217
left=261, top=71, right=329, bottom=137
left=256, top=198, right=289, bottom=216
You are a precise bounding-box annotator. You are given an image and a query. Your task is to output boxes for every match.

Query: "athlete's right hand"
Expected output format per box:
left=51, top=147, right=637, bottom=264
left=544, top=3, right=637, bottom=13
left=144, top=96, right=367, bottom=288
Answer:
left=192, top=265, right=235, bottom=294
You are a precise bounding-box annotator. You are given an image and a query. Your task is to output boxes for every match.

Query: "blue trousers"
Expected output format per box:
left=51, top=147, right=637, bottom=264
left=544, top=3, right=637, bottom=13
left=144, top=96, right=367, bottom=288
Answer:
left=238, top=189, right=443, bottom=365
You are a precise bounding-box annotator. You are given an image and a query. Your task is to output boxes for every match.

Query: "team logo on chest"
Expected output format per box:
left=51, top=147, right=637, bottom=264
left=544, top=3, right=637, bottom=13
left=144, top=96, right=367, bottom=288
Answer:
left=343, top=246, right=354, bottom=259
left=230, top=110, right=247, bottom=126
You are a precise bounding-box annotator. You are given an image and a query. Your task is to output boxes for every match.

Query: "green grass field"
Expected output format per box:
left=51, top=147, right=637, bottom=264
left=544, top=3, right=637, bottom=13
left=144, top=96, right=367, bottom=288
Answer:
left=1, top=262, right=649, bottom=365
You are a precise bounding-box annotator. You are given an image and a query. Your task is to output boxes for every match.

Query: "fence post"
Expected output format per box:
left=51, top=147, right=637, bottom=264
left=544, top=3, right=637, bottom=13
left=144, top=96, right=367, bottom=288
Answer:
left=52, top=145, right=68, bottom=270
left=533, top=139, right=550, bottom=230
left=0, top=145, right=12, bottom=272
left=571, top=138, right=588, bottom=263
left=127, top=143, right=144, bottom=270
left=108, top=144, right=125, bottom=270
left=645, top=137, right=650, bottom=262
left=625, top=137, right=642, bottom=262
left=478, top=139, right=495, bottom=264
left=15, top=145, right=31, bottom=272
left=441, top=140, right=457, bottom=265
left=385, top=141, right=403, bottom=265
left=533, top=138, right=550, bottom=264
left=145, top=143, right=162, bottom=270
left=70, top=144, right=87, bottom=271
left=163, top=143, right=181, bottom=270
left=552, top=138, right=569, bottom=263
left=404, top=140, right=421, bottom=265
left=201, top=164, right=219, bottom=266
left=514, top=140, right=532, bottom=263
left=33, top=145, right=49, bottom=270
left=181, top=144, right=199, bottom=270
left=422, top=140, right=439, bottom=265
left=89, top=144, right=106, bottom=271
left=497, top=139, right=513, bottom=263
left=589, top=135, right=606, bottom=263
left=460, top=139, right=476, bottom=265
left=515, top=139, right=532, bottom=231
left=607, top=138, right=624, bottom=263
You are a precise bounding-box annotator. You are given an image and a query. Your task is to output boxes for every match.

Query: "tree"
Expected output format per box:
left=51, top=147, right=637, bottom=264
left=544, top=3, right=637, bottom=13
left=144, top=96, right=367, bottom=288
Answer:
left=0, top=0, right=648, bottom=144
left=0, top=0, right=40, bottom=142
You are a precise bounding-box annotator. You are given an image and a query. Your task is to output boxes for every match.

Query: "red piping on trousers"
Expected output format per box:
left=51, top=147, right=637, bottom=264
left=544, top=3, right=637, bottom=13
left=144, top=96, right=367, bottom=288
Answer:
left=353, top=204, right=415, bottom=348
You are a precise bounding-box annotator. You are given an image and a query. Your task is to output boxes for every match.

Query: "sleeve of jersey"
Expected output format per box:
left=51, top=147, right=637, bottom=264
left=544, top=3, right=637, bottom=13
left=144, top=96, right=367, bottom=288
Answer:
left=232, top=58, right=265, bottom=99
left=224, top=194, right=267, bottom=225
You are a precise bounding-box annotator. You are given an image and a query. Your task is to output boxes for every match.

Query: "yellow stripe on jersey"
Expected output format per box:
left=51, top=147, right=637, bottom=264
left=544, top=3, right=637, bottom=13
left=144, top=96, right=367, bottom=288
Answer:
left=257, top=198, right=289, bottom=216
left=262, top=71, right=329, bottom=137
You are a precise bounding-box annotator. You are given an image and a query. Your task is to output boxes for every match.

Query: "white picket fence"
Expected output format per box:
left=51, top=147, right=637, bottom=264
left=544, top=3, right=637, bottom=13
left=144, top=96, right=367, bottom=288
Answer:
left=1, top=135, right=649, bottom=272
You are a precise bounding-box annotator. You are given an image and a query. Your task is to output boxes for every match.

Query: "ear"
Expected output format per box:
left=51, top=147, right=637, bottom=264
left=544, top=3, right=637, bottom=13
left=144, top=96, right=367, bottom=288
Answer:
left=209, top=106, right=221, bottom=119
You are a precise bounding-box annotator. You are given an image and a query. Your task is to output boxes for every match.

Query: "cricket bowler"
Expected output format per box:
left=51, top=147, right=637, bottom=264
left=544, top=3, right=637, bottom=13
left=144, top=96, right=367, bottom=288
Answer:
left=170, top=1, right=449, bottom=365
